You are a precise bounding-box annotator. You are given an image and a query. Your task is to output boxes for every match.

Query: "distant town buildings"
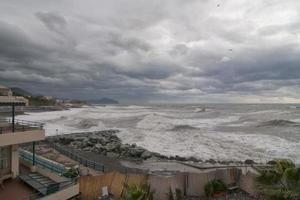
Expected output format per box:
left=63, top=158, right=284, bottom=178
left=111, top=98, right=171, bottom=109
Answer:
left=41, top=96, right=54, bottom=101
left=0, top=85, right=12, bottom=96
left=0, top=85, right=29, bottom=106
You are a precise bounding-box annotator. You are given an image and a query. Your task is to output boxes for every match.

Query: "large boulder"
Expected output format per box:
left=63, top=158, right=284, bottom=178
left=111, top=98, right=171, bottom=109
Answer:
left=82, top=147, right=92, bottom=152
left=89, top=136, right=99, bottom=143
left=207, top=159, right=217, bottom=164
left=74, top=137, right=86, bottom=142
left=245, top=159, right=255, bottom=165
left=141, top=150, right=152, bottom=159
left=105, top=142, right=120, bottom=152
left=95, top=143, right=105, bottom=151
left=59, top=137, right=74, bottom=145
left=81, top=138, right=92, bottom=148
left=128, top=147, right=145, bottom=157
left=99, top=137, right=109, bottom=145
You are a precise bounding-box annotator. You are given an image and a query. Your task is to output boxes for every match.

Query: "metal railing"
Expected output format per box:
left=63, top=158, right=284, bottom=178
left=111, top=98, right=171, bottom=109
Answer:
left=19, top=149, right=67, bottom=175
left=47, top=142, right=105, bottom=172
left=0, top=118, right=44, bottom=134
left=6, top=118, right=44, bottom=128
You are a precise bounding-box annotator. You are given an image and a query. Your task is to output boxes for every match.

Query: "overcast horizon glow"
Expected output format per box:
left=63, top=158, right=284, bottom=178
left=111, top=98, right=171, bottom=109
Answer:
left=0, top=0, right=299, bottom=103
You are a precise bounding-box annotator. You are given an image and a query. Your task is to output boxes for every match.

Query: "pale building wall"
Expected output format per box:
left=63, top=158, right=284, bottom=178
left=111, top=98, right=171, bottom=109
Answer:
left=11, top=144, right=19, bottom=178
left=0, top=130, right=45, bottom=147
left=0, top=87, right=12, bottom=96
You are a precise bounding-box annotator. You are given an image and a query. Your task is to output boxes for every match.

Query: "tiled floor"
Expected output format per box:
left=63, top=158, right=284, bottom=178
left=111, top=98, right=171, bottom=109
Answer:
left=0, top=165, right=36, bottom=200
left=0, top=178, right=35, bottom=200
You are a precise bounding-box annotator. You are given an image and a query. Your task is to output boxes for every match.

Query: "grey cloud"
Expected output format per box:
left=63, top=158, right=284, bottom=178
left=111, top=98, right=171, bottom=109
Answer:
left=0, top=0, right=299, bottom=103
left=107, top=33, right=151, bottom=52
left=35, top=12, right=67, bottom=34
left=0, top=21, right=49, bottom=62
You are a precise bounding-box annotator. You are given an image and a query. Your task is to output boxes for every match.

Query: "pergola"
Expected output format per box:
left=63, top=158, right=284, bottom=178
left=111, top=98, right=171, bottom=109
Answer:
left=0, top=96, right=37, bottom=166
left=0, top=97, right=26, bottom=132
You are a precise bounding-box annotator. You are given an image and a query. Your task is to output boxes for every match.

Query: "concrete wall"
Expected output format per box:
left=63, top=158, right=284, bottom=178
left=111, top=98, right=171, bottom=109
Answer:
left=40, top=183, right=79, bottom=200
left=239, top=167, right=259, bottom=197
left=20, top=159, right=68, bottom=183
left=36, top=167, right=69, bottom=183
left=0, top=129, right=45, bottom=146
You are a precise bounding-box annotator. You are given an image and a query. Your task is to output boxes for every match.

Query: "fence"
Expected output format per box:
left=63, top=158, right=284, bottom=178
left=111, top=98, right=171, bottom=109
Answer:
left=79, top=172, right=149, bottom=200
left=47, top=142, right=105, bottom=172
left=0, top=118, right=44, bottom=134
left=79, top=168, right=259, bottom=200
left=19, top=149, right=67, bottom=175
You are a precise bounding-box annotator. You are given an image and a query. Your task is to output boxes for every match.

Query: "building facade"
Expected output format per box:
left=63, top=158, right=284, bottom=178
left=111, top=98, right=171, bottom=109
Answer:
left=0, top=86, right=79, bottom=200
left=0, top=85, right=12, bottom=96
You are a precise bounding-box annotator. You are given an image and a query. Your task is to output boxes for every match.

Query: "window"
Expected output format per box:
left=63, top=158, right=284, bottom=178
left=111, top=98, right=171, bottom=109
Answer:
left=0, top=147, right=10, bottom=169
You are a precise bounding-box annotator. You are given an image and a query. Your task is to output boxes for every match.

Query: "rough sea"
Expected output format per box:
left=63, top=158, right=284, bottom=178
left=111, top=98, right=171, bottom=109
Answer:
left=17, top=104, right=300, bottom=163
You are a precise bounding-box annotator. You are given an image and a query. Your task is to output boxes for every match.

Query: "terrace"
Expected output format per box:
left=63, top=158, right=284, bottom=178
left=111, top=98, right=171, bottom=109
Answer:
left=0, top=119, right=44, bottom=134
left=0, top=119, right=45, bottom=147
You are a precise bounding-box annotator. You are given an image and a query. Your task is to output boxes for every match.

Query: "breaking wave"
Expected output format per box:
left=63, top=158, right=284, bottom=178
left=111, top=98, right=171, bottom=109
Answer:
left=257, top=119, right=299, bottom=127
left=16, top=104, right=300, bottom=163
left=74, top=119, right=100, bottom=129
left=168, top=125, right=199, bottom=131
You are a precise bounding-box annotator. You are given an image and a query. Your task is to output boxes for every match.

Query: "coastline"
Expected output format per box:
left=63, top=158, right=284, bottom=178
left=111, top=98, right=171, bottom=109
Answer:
left=46, top=130, right=260, bottom=171
left=16, top=104, right=300, bottom=164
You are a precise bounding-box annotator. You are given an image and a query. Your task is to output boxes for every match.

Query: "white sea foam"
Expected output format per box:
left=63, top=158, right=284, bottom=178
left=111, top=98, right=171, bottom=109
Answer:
left=17, top=104, right=300, bottom=163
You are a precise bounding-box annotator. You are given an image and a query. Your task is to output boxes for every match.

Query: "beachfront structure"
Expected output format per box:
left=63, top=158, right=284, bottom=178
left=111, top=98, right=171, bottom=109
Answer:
left=0, top=85, right=13, bottom=96
left=0, top=94, right=79, bottom=200
left=0, top=95, right=39, bottom=178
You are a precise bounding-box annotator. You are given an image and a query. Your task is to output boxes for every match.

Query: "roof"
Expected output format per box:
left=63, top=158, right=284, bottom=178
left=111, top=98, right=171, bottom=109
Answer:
left=0, top=96, right=27, bottom=106
left=0, top=85, right=9, bottom=89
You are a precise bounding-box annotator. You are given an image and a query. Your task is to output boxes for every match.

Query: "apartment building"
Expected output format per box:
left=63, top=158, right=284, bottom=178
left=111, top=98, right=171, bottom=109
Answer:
left=0, top=90, right=79, bottom=200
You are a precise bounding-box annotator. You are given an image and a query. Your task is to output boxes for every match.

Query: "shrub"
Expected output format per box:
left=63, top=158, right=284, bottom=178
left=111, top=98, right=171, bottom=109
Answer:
left=63, top=167, right=80, bottom=178
left=257, top=159, right=300, bottom=200
left=204, top=179, right=227, bottom=198
left=121, top=184, right=154, bottom=200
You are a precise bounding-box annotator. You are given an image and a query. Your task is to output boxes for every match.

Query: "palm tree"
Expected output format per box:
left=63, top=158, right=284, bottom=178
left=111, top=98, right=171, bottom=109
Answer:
left=121, top=184, right=154, bottom=200
left=257, top=159, right=300, bottom=200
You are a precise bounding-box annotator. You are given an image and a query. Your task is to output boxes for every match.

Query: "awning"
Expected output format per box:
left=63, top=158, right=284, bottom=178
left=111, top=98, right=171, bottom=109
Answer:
left=0, top=96, right=28, bottom=106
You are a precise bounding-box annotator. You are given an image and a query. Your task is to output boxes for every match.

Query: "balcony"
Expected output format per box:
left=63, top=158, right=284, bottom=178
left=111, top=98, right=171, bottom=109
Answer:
left=0, top=119, right=45, bottom=146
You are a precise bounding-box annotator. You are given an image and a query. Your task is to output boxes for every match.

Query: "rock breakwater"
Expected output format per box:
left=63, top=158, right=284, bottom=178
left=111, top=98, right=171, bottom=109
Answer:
left=47, top=130, right=250, bottom=165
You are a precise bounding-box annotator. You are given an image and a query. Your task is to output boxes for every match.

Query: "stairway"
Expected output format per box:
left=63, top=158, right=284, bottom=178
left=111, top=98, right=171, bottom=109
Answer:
left=19, top=173, right=59, bottom=195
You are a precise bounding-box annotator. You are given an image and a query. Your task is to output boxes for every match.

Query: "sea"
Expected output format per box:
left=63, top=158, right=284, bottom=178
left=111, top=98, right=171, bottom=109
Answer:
left=17, top=104, right=300, bottom=163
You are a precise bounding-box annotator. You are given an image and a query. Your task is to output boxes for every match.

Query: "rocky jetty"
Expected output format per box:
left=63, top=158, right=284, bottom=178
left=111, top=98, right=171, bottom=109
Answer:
left=47, top=130, right=169, bottom=161
left=47, top=130, right=254, bottom=165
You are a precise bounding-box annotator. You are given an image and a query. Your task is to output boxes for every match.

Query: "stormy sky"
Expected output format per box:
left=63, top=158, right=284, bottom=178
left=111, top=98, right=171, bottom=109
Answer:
left=0, top=0, right=299, bottom=103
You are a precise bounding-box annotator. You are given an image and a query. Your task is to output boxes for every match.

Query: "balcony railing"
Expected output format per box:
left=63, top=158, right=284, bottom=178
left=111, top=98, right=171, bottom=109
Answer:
left=19, top=149, right=67, bottom=175
left=0, top=119, right=44, bottom=134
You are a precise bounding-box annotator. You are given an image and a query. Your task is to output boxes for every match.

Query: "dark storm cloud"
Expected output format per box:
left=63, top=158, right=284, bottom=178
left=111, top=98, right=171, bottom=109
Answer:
left=0, top=21, right=49, bottom=62
left=0, top=0, right=299, bottom=103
